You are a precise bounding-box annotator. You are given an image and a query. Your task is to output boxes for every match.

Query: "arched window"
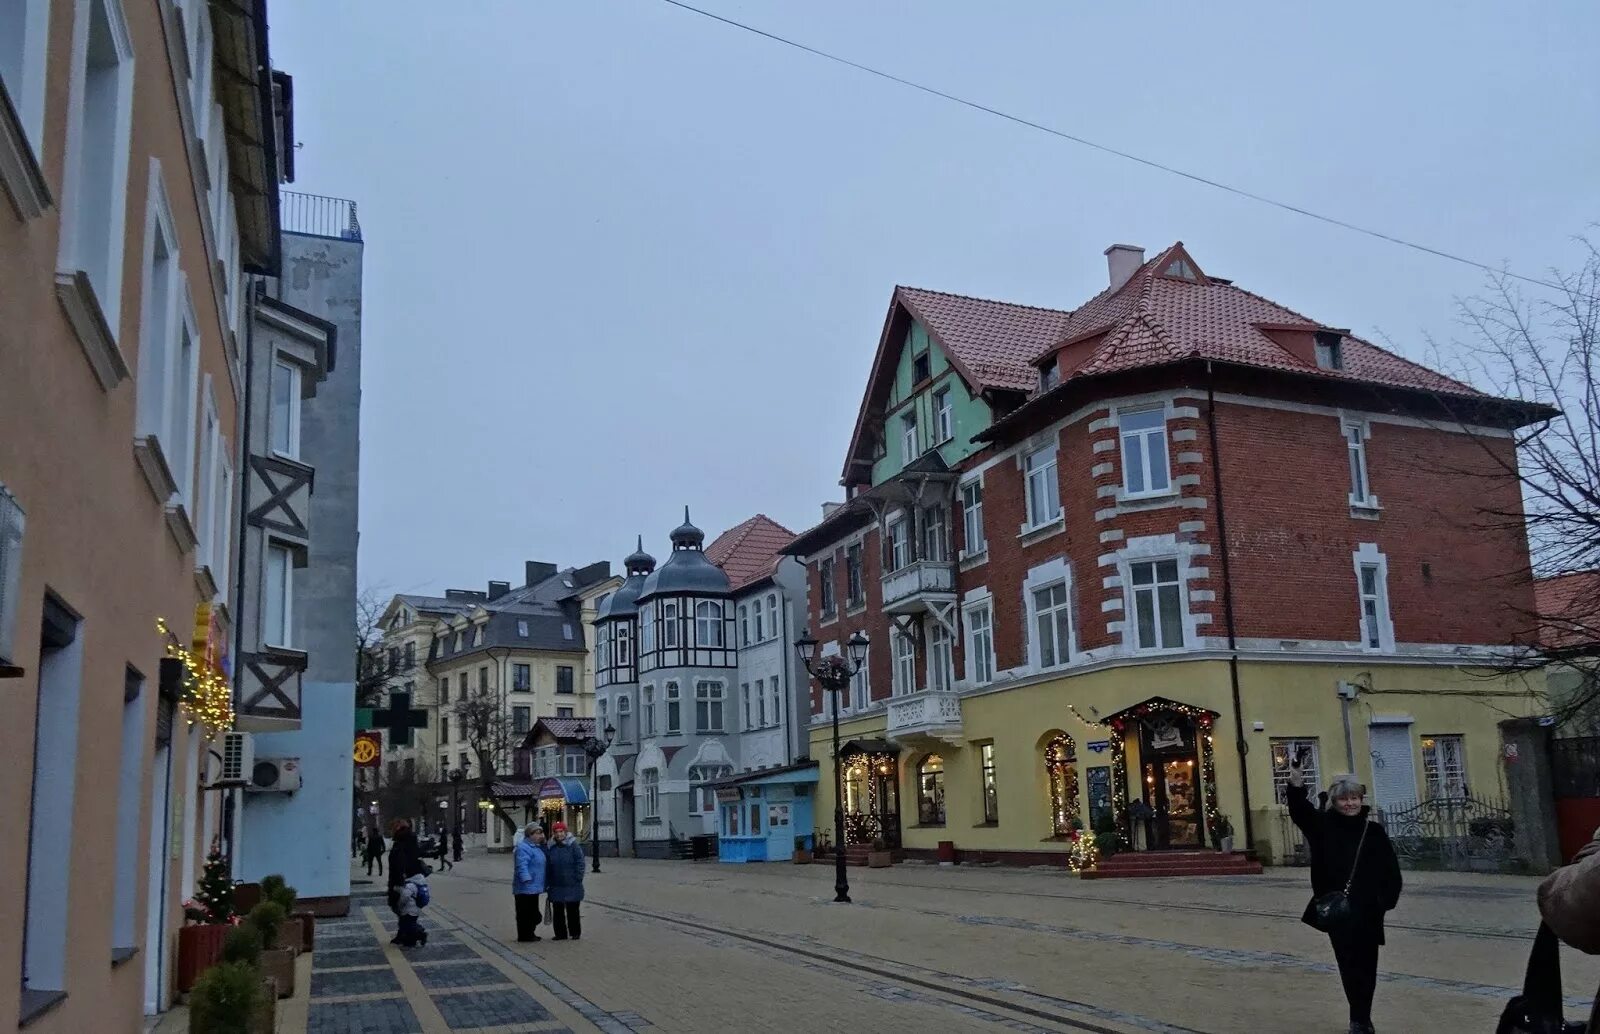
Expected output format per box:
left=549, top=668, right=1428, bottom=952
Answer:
left=1044, top=734, right=1081, bottom=836
left=662, top=601, right=679, bottom=647
left=916, top=754, right=946, bottom=826
left=766, top=594, right=778, bottom=639
left=615, top=622, right=632, bottom=665
left=696, top=600, right=723, bottom=647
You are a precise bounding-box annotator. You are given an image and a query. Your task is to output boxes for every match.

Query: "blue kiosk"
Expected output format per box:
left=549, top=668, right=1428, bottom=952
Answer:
left=712, top=762, right=818, bottom=863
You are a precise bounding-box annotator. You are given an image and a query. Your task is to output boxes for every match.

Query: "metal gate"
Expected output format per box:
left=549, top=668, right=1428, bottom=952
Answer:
left=1376, top=794, right=1519, bottom=872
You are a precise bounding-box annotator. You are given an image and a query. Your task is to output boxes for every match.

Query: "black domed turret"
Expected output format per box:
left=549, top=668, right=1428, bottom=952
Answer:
left=638, top=507, right=729, bottom=600
left=625, top=534, right=656, bottom=576
left=670, top=506, right=704, bottom=551
left=597, top=534, right=655, bottom=621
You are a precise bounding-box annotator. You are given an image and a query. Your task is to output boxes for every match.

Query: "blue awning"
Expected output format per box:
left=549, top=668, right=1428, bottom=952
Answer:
left=536, top=777, right=589, bottom=806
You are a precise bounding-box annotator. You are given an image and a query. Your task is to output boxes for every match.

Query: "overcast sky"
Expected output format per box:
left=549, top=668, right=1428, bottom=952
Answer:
left=269, top=1, right=1599, bottom=599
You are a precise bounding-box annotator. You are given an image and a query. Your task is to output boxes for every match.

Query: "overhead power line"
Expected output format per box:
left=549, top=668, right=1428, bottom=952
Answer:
left=655, top=0, right=1562, bottom=292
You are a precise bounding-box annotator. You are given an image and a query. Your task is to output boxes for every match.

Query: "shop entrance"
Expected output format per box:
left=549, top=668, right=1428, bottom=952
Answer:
left=1107, top=697, right=1219, bottom=852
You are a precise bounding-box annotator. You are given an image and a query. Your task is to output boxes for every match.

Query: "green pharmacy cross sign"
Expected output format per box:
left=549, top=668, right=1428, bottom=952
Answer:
left=371, top=691, right=428, bottom=748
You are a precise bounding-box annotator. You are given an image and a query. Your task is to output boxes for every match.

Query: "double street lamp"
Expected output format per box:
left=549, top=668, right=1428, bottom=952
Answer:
left=793, top=628, right=870, bottom=904
left=582, top=723, right=616, bottom=874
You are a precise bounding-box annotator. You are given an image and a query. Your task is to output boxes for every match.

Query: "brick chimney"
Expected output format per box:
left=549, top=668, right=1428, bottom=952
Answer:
left=1105, top=244, right=1145, bottom=292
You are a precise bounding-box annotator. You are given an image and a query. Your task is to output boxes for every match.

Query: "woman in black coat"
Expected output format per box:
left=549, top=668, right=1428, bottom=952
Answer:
left=1286, top=755, right=1402, bottom=1034
left=386, top=821, right=426, bottom=915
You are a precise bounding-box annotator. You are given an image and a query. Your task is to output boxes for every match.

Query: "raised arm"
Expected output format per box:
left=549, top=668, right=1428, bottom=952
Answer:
left=1284, top=755, right=1319, bottom=837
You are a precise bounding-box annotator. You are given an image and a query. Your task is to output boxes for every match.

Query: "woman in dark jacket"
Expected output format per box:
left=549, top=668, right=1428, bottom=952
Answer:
left=386, top=821, right=426, bottom=919
left=1286, top=756, right=1402, bottom=1034
left=543, top=821, right=586, bottom=940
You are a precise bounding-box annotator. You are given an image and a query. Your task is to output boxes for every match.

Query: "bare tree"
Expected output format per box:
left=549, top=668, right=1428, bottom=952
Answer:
left=454, top=688, right=521, bottom=838
left=1426, top=236, right=1600, bottom=720
left=369, top=756, right=439, bottom=832
left=356, top=587, right=396, bottom=708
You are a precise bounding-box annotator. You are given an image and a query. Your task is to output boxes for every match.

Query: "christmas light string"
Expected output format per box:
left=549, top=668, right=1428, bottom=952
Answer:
left=157, top=617, right=234, bottom=733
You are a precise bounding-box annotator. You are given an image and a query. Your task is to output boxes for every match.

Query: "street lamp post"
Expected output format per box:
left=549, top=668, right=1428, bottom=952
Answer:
left=794, top=628, right=870, bottom=904
left=448, top=763, right=469, bottom=861
left=582, top=722, right=616, bottom=874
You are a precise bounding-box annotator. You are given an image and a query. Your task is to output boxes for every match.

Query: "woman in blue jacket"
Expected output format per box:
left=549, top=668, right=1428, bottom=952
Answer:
left=545, top=821, right=586, bottom=940
left=512, top=824, right=547, bottom=942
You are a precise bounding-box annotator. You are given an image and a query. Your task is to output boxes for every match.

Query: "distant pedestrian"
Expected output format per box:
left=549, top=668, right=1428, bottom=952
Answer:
left=364, top=827, right=385, bottom=876
left=544, top=821, right=585, bottom=941
left=512, top=824, right=548, bottom=942
left=1286, top=754, right=1402, bottom=1034
left=352, top=828, right=364, bottom=860
left=452, top=828, right=463, bottom=862
left=434, top=823, right=453, bottom=872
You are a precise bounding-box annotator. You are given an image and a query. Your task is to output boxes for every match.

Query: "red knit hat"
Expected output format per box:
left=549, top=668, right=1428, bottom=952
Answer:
left=552, top=821, right=567, bottom=833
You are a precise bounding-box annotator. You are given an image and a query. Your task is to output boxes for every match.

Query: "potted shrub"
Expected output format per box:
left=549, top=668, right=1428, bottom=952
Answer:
left=248, top=902, right=295, bottom=998
left=188, top=960, right=269, bottom=1034
left=792, top=835, right=813, bottom=864
left=1211, top=814, right=1235, bottom=854
left=261, top=874, right=312, bottom=953
left=1093, top=831, right=1121, bottom=859
left=867, top=836, right=892, bottom=868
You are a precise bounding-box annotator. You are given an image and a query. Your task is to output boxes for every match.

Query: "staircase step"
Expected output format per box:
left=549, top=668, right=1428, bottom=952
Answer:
left=1084, top=859, right=1263, bottom=879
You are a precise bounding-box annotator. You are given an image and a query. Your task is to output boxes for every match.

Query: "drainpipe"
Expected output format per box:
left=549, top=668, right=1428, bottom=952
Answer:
left=780, top=580, right=793, bottom=766
left=226, top=280, right=260, bottom=877
left=1205, top=362, right=1256, bottom=852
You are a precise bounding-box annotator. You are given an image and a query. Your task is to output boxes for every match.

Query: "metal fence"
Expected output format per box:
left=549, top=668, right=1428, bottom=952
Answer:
left=280, top=190, right=362, bottom=242
left=1273, top=794, right=1519, bottom=873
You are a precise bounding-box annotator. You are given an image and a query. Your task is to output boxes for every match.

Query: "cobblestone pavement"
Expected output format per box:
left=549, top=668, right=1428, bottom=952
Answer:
left=315, top=857, right=1597, bottom=1033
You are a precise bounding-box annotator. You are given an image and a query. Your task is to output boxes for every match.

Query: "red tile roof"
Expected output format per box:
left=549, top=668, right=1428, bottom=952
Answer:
left=1535, top=571, right=1600, bottom=652
left=706, top=514, right=796, bottom=592
left=532, top=717, right=596, bottom=742
left=1042, top=243, right=1482, bottom=396
left=894, top=286, right=1075, bottom=393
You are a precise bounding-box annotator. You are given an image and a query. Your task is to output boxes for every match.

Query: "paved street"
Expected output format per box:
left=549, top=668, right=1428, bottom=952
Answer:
left=305, top=856, right=1596, bottom=1033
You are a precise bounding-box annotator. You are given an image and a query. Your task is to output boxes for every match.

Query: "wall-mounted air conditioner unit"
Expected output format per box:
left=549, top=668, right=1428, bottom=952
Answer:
left=248, top=756, right=301, bottom=793
left=220, top=730, right=255, bottom=784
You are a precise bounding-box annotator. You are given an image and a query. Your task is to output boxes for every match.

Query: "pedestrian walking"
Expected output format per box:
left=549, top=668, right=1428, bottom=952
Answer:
left=1286, top=754, right=1401, bottom=1034
left=387, top=820, right=426, bottom=916
left=1534, top=826, right=1600, bottom=1033
left=364, top=826, right=385, bottom=876
left=513, top=824, right=548, bottom=942
left=433, top=823, right=453, bottom=872
left=393, top=871, right=430, bottom=948
left=544, top=821, right=585, bottom=941
left=452, top=827, right=463, bottom=862
left=352, top=828, right=364, bottom=861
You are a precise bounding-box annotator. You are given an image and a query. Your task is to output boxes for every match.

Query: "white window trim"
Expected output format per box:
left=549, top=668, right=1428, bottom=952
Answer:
left=55, top=0, right=136, bottom=338
left=1116, top=404, right=1175, bottom=501
left=959, top=475, right=987, bottom=560
left=928, top=620, right=954, bottom=693
left=262, top=541, right=294, bottom=649
left=1022, top=557, right=1076, bottom=672
left=171, top=290, right=202, bottom=509
left=1344, top=417, right=1381, bottom=512
left=901, top=411, right=918, bottom=463
left=2, top=0, right=53, bottom=156
left=270, top=357, right=303, bottom=461
left=1020, top=443, right=1062, bottom=532
left=1115, top=534, right=1202, bottom=655
left=194, top=378, right=224, bottom=585
left=694, top=678, right=727, bottom=734
left=1123, top=556, right=1187, bottom=653
left=962, top=589, right=995, bottom=688
left=890, top=626, right=917, bottom=696
left=934, top=388, right=953, bottom=443
left=133, top=162, right=183, bottom=503
left=1353, top=543, right=1395, bottom=652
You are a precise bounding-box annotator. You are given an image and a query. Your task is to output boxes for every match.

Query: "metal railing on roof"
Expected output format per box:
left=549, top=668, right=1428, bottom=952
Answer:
left=280, top=190, right=362, bottom=242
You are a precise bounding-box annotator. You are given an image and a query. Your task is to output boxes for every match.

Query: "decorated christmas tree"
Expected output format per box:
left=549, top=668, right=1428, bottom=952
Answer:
left=194, top=849, right=235, bottom=924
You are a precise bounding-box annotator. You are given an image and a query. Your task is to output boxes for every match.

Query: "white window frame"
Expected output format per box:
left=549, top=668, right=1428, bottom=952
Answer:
left=960, top=478, right=986, bottom=557
left=1421, top=734, right=1467, bottom=800
left=262, top=542, right=294, bottom=649
left=818, top=557, right=836, bottom=616
left=1023, top=558, right=1074, bottom=671
left=934, top=388, right=953, bottom=443
left=741, top=682, right=751, bottom=730
left=887, top=516, right=909, bottom=571
left=768, top=677, right=782, bottom=729
left=55, top=0, right=136, bottom=334
left=1127, top=557, right=1186, bottom=652
left=0, top=0, right=53, bottom=159
left=901, top=411, right=918, bottom=462
left=665, top=681, right=682, bottom=734
left=891, top=628, right=917, bottom=696
left=752, top=599, right=763, bottom=642
left=739, top=605, right=749, bottom=646
left=695, top=679, right=725, bottom=733
left=964, top=597, right=994, bottom=687
left=269, top=358, right=302, bottom=460
left=195, top=380, right=230, bottom=587
left=170, top=295, right=202, bottom=508
left=922, top=505, right=948, bottom=563
left=1022, top=445, right=1061, bottom=530
left=1118, top=406, right=1172, bottom=498
left=849, top=645, right=869, bottom=712
left=1345, top=419, right=1379, bottom=509
left=641, top=684, right=655, bottom=736
left=1269, top=738, right=1322, bottom=805
left=134, top=164, right=181, bottom=485
left=695, top=600, right=723, bottom=647
left=1353, top=543, right=1395, bottom=652
left=662, top=601, right=679, bottom=648
left=765, top=594, right=778, bottom=640
left=928, top=621, right=953, bottom=693
left=616, top=693, right=633, bottom=743
left=754, top=677, right=766, bottom=727
left=641, top=768, right=660, bottom=819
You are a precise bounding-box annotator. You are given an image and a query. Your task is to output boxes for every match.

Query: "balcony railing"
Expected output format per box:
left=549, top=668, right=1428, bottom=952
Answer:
left=281, top=190, right=363, bottom=242
left=886, top=688, right=964, bottom=744
left=881, top=558, right=955, bottom=610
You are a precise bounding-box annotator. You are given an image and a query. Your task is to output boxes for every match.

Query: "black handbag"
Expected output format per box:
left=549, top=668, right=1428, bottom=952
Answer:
left=1309, top=819, right=1369, bottom=933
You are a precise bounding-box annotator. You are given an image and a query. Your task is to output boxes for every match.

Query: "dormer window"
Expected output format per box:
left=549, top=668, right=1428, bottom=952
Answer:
left=912, top=350, right=931, bottom=384
left=516, top=620, right=529, bottom=637
left=1040, top=364, right=1060, bottom=392
left=1163, top=258, right=1198, bottom=281
left=1315, top=331, right=1343, bottom=370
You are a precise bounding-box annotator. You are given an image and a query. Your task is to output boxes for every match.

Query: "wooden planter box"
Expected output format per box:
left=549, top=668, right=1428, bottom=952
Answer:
left=867, top=850, right=893, bottom=868
left=792, top=850, right=813, bottom=864
left=176, top=924, right=229, bottom=992
left=279, top=915, right=313, bottom=953
left=260, top=948, right=295, bottom=999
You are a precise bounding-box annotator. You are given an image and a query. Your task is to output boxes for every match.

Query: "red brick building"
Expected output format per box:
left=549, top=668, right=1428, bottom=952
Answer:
left=785, top=242, right=1550, bottom=868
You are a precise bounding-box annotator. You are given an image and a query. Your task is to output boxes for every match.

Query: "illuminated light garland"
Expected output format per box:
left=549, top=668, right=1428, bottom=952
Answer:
left=1064, top=828, right=1099, bottom=872
left=1044, top=734, right=1082, bottom=837
left=1108, top=699, right=1221, bottom=849
left=157, top=618, right=234, bottom=733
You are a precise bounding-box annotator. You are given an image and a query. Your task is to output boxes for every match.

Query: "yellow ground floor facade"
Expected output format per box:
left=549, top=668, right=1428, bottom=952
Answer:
left=807, top=657, right=1542, bottom=866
